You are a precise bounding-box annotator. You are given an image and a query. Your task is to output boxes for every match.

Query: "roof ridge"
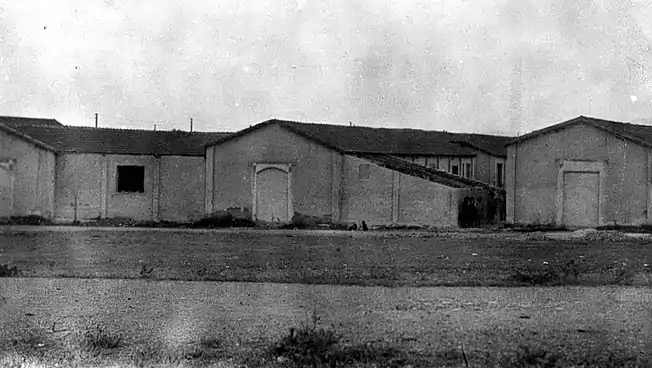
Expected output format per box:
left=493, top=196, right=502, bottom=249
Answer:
left=508, top=115, right=652, bottom=148
left=575, top=115, right=652, bottom=129
left=26, top=125, right=230, bottom=134
left=0, top=115, right=58, bottom=121
left=278, top=119, right=511, bottom=136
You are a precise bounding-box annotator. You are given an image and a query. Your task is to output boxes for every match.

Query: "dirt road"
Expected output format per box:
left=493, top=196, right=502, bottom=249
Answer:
left=1, top=278, right=651, bottom=360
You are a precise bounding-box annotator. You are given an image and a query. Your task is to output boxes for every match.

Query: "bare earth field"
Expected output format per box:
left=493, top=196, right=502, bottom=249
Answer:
left=1, top=227, right=652, bottom=287
left=1, top=228, right=652, bottom=367
left=2, top=279, right=652, bottom=367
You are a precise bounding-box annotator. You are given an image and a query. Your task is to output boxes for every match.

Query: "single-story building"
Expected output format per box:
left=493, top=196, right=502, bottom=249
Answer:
left=506, top=115, right=652, bottom=228
left=1, top=116, right=229, bottom=223
left=276, top=121, right=511, bottom=188
left=205, top=119, right=504, bottom=228
left=0, top=120, right=58, bottom=218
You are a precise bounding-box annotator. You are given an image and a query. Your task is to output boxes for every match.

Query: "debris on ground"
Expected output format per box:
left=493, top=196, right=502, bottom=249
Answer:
left=575, top=230, right=632, bottom=242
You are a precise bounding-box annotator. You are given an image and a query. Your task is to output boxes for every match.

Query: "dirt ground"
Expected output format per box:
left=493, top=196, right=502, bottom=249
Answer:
left=1, top=278, right=651, bottom=366
left=1, top=227, right=652, bottom=287
left=2, top=229, right=652, bottom=366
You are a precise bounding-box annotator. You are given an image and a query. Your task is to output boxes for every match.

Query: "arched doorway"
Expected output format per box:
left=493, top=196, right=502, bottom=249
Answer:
left=253, top=164, right=292, bottom=223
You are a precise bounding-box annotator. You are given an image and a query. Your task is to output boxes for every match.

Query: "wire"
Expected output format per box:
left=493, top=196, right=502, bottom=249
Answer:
left=93, top=114, right=231, bottom=131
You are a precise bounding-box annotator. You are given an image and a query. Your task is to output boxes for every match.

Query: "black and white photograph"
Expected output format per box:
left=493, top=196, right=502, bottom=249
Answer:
left=1, top=0, right=651, bottom=367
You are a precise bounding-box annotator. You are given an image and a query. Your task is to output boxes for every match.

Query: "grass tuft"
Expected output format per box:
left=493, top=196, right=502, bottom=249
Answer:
left=78, top=324, right=123, bottom=354
left=272, top=311, right=341, bottom=367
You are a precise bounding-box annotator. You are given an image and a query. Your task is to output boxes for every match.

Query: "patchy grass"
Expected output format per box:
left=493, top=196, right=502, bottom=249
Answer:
left=2, top=275, right=651, bottom=367
left=78, top=324, right=124, bottom=354
left=1, top=230, right=652, bottom=286
left=3, top=320, right=649, bottom=368
left=489, top=345, right=649, bottom=368
left=272, top=310, right=341, bottom=366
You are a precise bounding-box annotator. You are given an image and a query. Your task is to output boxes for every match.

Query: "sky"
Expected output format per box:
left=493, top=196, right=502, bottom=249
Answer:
left=1, top=0, right=652, bottom=135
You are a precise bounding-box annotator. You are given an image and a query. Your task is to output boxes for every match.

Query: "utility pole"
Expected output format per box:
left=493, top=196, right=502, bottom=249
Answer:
left=190, top=118, right=193, bottom=132
left=95, top=113, right=98, bottom=128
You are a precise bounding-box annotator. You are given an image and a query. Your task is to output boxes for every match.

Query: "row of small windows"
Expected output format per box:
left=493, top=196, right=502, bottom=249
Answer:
left=358, top=161, right=474, bottom=179
left=358, top=160, right=505, bottom=187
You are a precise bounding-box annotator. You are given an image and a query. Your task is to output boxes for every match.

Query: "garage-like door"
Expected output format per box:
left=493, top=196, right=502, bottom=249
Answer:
left=0, top=165, right=13, bottom=218
left=256, top=167, right=289, bottom=223
left=563, top=171, right=599, bottom=228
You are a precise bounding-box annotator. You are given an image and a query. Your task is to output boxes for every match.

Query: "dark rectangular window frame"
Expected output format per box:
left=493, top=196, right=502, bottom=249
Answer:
left=358, top=163, right=371, bottom=180
left=496, top=162, right=504, bottom=187
left=116, top=165, right=146, bottom=193
left=451, top=164, right=460, bottom=176
left=462, top=162, right=472, bottom=178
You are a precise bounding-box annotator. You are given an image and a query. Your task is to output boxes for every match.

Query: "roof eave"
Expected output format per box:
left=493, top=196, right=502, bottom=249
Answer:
left=203, top=120, right=277, bottom=150
left=505, top=115, right=652, bottom=149
left=277, top=123, right=347, bottom=153
left=348, top=150, right=478, bottom=157
left=449, top=140, right=507, bottom=157
left=0, top=122, right=59, bottom=153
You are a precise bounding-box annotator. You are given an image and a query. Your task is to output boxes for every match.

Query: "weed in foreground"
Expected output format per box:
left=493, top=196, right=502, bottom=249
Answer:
left=273, top=326, right=340, bottom=366
left=129, top=346, right=183, bottom=368
left=272, top=310, right=341, bottom=367
left=78, top=324, right=123, bottom=354
left=271, top=311, right=450, bottom=367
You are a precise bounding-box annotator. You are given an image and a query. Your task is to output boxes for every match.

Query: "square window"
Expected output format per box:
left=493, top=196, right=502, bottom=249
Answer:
left=117, top=165, right=145, bottom=193
left=451, top=165, right=459, bottom=176
left=358, top=164, right=371, bottom=179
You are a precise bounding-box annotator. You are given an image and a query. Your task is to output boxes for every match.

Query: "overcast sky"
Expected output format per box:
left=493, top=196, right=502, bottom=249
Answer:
left=1, top=0, right=652, bottom=135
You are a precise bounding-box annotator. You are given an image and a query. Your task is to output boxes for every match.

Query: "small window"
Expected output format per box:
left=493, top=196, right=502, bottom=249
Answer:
left=451, top=165, right=459, bottom=176
left=496, top=163, right=504, bottom=187
left=117, top=165, right=145, bottom=193
left=358, top=164, right=371, bottom=179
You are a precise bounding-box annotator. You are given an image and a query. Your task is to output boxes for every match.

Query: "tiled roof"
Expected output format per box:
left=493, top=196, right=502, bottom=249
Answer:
left=3, top=116, right=231, bottom=156
left=0, top=122, right=58, bottom=152
left=507, top=115, right=652, bottom=148
left=0, top=116, right=64, bottom=129
left=281, top=120, right=511, bottom=157
left=359, top=154, right=504, bottom=190
left=207, top=119, right=512, bottom=157
left=592, top=118, right=652, bottom=147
